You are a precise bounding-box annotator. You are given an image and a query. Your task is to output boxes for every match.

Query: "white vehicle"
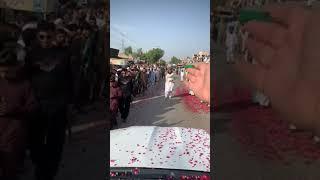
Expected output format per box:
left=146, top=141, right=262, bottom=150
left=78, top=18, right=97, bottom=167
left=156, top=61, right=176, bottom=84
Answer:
left=110, top=126, right=210, bottom=179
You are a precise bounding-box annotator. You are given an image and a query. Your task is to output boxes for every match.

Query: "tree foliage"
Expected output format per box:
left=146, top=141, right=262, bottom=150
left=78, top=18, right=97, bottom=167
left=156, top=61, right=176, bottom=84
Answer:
left=159, top=59, right=166, bottom=66
left=132, top=47, right=165, bottom=63
left=137, top=48, right=143, bottom=56
left=170, top=56, right=181, bottom=64
left=144, top=48, right=164, bottom=64
left=124, top=46, right=133, bottom=55
left=140, top=53, right=147, bottom=61
left=132, top=52, right=138, bottom=59
left=133, top=48, right=144, bottom=59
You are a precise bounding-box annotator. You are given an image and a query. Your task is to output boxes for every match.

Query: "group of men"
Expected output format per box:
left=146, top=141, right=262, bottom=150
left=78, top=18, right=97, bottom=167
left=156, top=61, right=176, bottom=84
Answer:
left=0, top=4, right=106, bottom=180
left=108, top=64, right=166, bottom=129
left=190, top=54, right=210, bottom=64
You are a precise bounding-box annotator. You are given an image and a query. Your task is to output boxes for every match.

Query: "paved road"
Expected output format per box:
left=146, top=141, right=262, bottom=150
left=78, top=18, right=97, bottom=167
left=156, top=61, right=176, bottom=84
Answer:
left=118, top=77, right=210, bottom=133
left=213, top=42, right=320, bottom=180
left=21, top=76, right=210, bottom=180
left=21, top=109, right=107, bottom=180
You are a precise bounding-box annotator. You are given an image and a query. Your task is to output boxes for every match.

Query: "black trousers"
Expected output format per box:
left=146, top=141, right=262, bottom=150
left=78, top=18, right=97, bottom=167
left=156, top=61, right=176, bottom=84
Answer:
left=28, top=101, right=67, bottom=180
left=119, top=97, right=131, bottom=120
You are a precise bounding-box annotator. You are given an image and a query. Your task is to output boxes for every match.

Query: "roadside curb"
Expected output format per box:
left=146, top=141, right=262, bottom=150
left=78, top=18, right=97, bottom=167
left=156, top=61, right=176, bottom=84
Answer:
left=69, top=120, right=107, bottom=134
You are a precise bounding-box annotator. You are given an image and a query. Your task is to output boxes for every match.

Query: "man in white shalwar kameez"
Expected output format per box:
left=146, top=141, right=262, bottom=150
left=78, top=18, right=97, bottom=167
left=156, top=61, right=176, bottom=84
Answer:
left=165, top=69, right=175, bottom=99
left=180, top=68, right=185, bottom=81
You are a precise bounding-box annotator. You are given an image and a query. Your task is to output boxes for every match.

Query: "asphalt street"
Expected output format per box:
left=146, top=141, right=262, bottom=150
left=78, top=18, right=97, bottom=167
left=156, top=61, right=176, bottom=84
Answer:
left=21, top=75, right=210, bottom=180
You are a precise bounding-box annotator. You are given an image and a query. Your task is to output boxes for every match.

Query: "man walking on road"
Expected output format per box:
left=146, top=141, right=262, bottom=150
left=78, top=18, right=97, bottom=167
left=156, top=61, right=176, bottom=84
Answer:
left=109, top=74, right=122, bottom=129
left=118, top=69, right=133, bottom=122
left=180, top=68, right=185, bottom=81
left=165, top=69, right=175, bottom=99
left=26, top=22, right=73, bottom=180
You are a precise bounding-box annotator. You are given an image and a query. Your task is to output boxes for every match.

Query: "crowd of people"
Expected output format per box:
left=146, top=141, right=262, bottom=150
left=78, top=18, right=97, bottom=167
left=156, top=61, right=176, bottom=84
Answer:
left=0, top=4, right=106, bottom=180
left=189, top=54, right=210, bottom=64
left=108, top=59, right=213, bottom=130
left=108, top=63, right=167, bottom=129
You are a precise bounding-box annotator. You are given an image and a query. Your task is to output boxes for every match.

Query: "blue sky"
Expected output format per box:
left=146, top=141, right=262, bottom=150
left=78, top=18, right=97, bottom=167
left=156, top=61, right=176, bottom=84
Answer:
left=110, top=0, right=210, bottom=61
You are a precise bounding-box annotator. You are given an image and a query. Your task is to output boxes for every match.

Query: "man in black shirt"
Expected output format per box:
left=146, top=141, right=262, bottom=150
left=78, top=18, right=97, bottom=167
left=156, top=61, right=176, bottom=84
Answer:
left=118, top=69, right=133, bottom=122
left=26, top=21, right=73, bottom=180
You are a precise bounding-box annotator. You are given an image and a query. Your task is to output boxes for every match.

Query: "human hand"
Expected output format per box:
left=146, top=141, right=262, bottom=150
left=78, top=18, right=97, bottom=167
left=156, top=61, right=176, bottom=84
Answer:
left=185, top=63, right=210, bottom=103
left=233, top=5, right=320, bottom=133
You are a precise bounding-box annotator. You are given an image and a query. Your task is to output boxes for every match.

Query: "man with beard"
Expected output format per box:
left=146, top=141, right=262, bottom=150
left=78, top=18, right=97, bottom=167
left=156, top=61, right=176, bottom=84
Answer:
left=25, top=21, right=73, bottom=180
left=118, top=69, right=133, bottom=122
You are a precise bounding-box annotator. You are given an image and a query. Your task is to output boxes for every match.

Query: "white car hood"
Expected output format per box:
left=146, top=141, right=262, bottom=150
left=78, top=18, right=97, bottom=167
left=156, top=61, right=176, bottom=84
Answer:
left=110, top=126, right=210, bottom=172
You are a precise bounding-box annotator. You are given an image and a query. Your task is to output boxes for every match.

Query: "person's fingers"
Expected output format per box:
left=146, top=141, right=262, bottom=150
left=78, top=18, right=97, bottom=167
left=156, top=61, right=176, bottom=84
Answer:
left=186, top=72, right=197, bottom=83
left=185, top=79, right=197, bottom=90
left=263, top=4, right=293, bottom=25
left=232, top=63, right=267, bottom=93
left=264, top=4, right=310, bottom=29
left=246, top=37, right=276, bottom=69
left=186, top=68, right=200, bottom=77
left=243, top=21, right=288, bottom=49
left=193, top=62, right=206, bottom=69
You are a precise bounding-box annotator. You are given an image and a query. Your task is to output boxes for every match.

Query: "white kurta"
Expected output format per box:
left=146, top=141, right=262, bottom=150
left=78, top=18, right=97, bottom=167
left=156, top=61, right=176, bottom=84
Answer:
left=165, top=73, right=175, bottom=98
left=180, top=69, right=185, bottom=81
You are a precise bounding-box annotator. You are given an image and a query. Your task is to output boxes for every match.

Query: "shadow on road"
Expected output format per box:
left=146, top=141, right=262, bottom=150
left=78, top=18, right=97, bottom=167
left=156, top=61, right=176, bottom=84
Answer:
left=156, top=119, right=185, bottom=127
left=119, top=95, right=184, bottom=128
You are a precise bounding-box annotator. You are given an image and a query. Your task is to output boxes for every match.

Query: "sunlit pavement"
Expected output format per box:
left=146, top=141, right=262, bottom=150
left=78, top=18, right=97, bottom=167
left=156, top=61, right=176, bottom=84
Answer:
left=213, top=42, right=320, bottom=180
left=21, top=77, right=210, bottom=180
left=117, top=78, right=210, bottom=134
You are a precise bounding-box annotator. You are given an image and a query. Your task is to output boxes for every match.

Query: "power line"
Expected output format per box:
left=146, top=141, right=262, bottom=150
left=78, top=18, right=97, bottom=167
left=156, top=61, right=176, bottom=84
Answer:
left=111, top=25, right=138, bottom=48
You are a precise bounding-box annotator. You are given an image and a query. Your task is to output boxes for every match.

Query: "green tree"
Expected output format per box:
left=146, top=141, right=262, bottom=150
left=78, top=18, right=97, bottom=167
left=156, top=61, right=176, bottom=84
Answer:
left=170, top=56, right=181, bottom=64
left=140, top=53, right=147, bottom=60
left=145, top=48, right=164, bottom=64
left=137, top=48, right=143, bottom=56
left=124, top=46, right=133, bottom=56
left=159, top=59, right=166, bottom=66
left=132, top=52, right=138, bottom=59
left=132, top=48, right=143, bottom=59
